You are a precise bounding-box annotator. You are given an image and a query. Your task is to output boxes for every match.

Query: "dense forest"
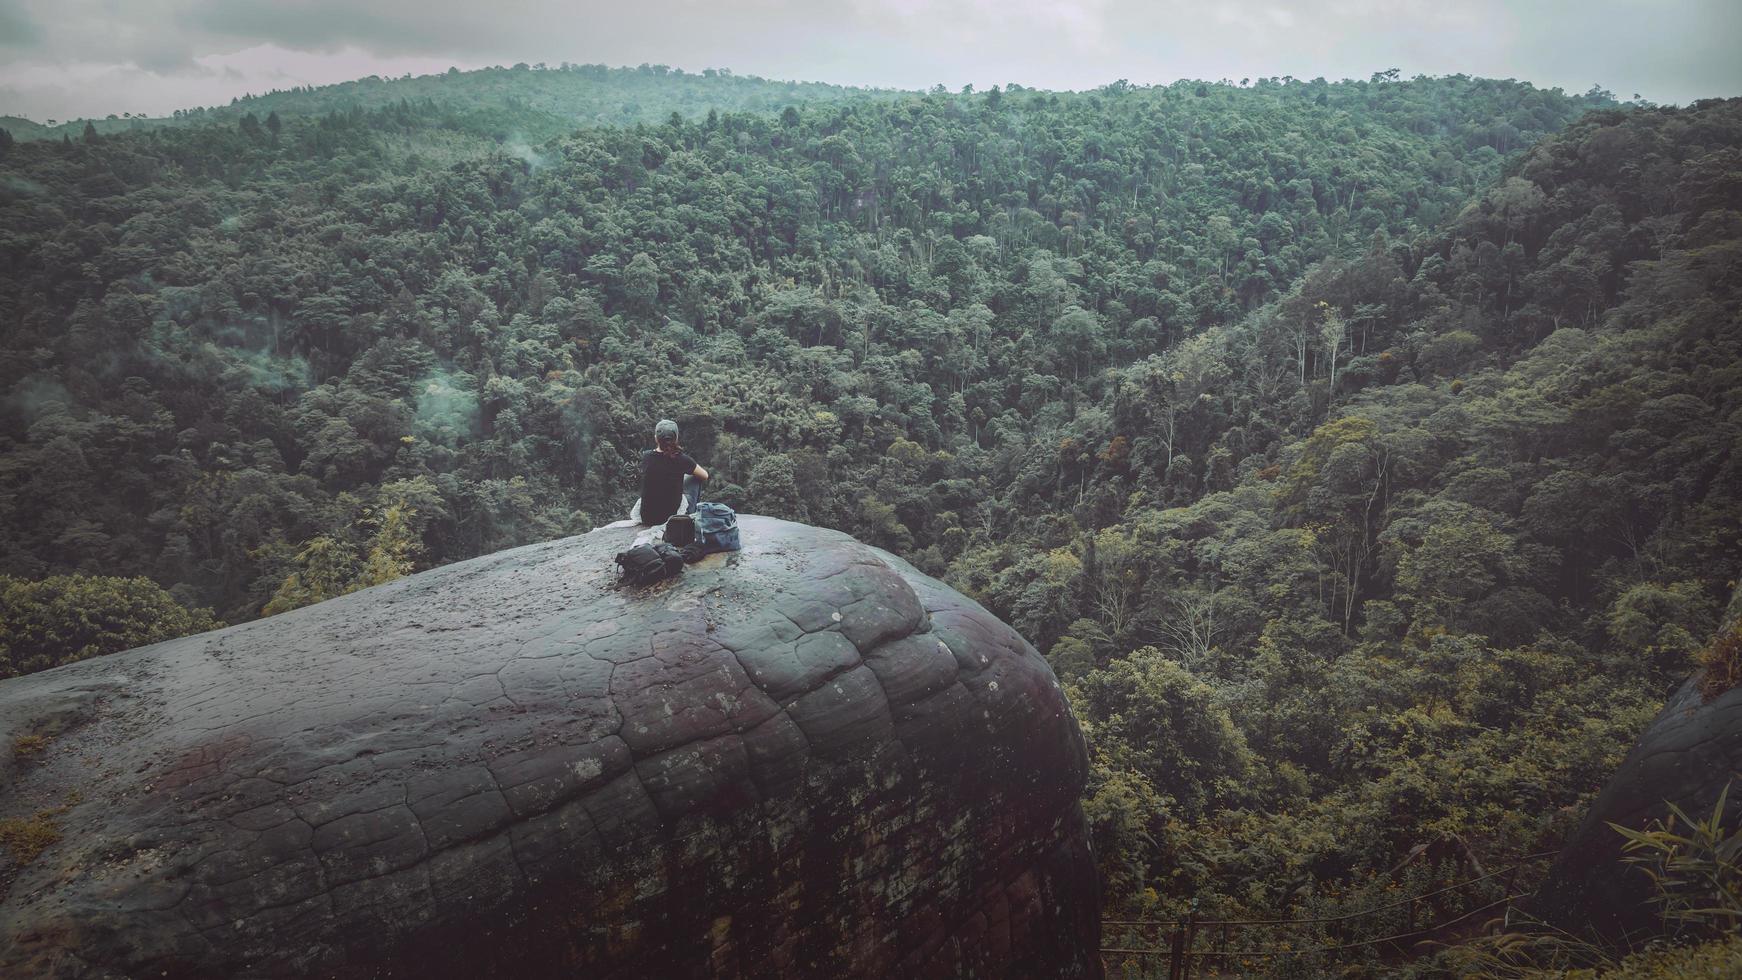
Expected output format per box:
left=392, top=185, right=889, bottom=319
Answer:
left=0, top=62, right=902, bottom=145
left=2, top=66, right=1740, bottom=973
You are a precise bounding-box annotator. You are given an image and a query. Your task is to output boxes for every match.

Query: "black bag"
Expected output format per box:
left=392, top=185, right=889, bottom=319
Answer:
left=615, top=541, right=685, bottom=586
left=663, top=513, right=696, bottom=547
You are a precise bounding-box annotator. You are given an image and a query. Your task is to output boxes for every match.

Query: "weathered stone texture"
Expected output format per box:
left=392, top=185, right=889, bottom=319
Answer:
left=0, top=517, right=1099, bottom=978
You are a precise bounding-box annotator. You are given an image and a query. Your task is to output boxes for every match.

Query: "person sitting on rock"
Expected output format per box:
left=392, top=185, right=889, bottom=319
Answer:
left=631, top=418, right=709, bottom=525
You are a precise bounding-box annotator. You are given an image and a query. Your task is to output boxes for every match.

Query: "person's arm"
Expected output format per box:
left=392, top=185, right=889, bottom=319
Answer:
left=676, top=452, right=708, bottom=481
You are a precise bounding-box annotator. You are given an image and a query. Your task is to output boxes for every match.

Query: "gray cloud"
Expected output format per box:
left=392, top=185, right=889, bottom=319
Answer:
left=0, top=0, right=40, bottom=46
left=1, top=0, right=1737, bottom=121
left=189, top=0, right=518, bottom=57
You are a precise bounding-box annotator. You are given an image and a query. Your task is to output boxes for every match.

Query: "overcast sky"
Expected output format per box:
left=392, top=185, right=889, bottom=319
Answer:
left=2, top=0, right=1738, bottom=121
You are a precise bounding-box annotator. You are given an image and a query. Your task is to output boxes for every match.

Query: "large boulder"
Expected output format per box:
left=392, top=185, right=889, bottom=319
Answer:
left=1534, top=624, right=1742, bottom=944
left=0, top=517, right=1099, bottom=978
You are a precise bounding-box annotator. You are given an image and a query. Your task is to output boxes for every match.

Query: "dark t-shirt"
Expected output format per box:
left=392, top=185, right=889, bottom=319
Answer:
left=639, top=449, right=697, bottom=524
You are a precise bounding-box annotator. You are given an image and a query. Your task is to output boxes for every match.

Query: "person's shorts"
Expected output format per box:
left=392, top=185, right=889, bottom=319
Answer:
left=627, top=494, right=693, bottom=524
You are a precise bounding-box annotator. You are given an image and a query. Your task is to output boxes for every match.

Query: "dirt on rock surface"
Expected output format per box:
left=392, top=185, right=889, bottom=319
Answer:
left=0, top=516, right=1100, bottom=978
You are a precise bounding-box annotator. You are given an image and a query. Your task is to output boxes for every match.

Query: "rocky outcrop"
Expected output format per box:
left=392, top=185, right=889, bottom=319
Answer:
left=0, top=517, right=1099, bottom=978
left=1534, top=595, right=1742, bottom=945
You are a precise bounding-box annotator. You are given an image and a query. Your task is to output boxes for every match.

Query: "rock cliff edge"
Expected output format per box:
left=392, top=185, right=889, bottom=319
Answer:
left=0, top=516, right=1100, bottom=978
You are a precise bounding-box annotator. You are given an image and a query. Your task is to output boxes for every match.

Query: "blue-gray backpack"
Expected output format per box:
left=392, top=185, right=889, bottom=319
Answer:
left=694, top=502, right=741, bottom=554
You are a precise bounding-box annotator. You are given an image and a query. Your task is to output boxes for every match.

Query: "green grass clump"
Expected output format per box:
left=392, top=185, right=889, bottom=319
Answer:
left=0, top=812, right=61, bottom=865
left=1697, top=624, right=1742, bottom=703
left=12, top=734, right=48, bottom=761
left=1577, top=934, right=1742, bottom=978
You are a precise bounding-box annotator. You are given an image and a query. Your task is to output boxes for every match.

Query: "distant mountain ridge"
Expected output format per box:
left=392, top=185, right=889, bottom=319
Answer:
left=0, top=62, right=912, bottom=142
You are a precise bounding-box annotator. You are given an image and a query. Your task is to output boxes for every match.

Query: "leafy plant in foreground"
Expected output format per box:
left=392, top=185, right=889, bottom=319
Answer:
left=1610, top=784, right=1742, bottom=937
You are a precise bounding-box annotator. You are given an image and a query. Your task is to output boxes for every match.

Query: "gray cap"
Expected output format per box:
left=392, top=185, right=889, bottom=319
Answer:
left=654, top=419, right=679, bottom=440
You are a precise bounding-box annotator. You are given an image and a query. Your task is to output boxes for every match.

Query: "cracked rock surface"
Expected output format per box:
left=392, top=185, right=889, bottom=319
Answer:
left=1532, top=672, right=1742, bottom=945
left=0, top=516, right=1099, bottom=978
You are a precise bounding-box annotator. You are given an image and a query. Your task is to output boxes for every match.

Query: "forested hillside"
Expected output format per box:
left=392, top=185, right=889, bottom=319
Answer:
left=5, top=68, right=1740, bottom=968
left=1064, top=98, right=1742, bottom=953
left=0, top=62, right=902, bottom=144
left=0, top=75, right=1602, bottom=616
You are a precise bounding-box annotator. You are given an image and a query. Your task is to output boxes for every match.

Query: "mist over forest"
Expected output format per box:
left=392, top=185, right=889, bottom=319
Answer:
left=2, top=56, right=1741, bottom=977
